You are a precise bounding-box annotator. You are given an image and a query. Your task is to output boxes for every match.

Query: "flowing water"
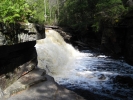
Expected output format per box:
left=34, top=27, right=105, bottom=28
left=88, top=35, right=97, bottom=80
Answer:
left=35, top=29, right=133, bottom=100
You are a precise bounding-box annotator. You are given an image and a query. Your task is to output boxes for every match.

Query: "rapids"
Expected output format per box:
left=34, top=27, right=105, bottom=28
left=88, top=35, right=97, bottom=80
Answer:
left=35, top=29, right=133, bottom=100
left=35, top=29, right=80, bottom=75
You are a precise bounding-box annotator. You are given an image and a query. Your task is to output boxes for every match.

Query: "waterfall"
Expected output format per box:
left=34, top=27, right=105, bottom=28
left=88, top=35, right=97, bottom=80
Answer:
left=0, top=88, right=3, bottom=99
left=35, top=29, right=133, bottom=100
left=35, top=29, right=79, bottom=76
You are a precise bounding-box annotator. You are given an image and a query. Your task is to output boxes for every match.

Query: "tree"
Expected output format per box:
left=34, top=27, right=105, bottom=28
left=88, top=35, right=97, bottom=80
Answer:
left=26, top=0, right=45, bottom=24
left=0, top=0, right=33, bottom=23
left=92, top=0, right=126, bottom=31
left=27, top=0, right=58, bottom=25
left=59, top=0, right=90, bottom=32
left=58, top=0, right=129, bottom=32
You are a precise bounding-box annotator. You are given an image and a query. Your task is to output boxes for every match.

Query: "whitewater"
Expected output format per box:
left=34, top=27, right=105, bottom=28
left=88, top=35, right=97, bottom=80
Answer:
left=35, top=29, right=133, bottom=100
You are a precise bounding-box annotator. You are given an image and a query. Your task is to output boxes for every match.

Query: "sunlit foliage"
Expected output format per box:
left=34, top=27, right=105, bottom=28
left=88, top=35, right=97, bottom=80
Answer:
left=0, top=0, right=33, bottom=23
left=58, top=0, right=133, bottom=32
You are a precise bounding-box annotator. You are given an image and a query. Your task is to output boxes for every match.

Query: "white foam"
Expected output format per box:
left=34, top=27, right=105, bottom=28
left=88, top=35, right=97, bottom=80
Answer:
left=35, top=29, right=80, bottom=75
left=35, top=29, right=133, bottom=99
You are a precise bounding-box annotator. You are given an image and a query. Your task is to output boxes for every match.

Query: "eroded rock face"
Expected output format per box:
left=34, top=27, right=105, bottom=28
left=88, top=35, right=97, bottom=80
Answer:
left=0, top=41, right=37, bottom=94
left=0, top=22, right=45, bottom=99
left=0, top=22, right=45, bottom=45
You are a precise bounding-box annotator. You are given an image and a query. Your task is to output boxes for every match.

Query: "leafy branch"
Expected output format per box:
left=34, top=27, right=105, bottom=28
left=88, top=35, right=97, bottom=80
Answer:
left=0, top=0, right=33, bottom=24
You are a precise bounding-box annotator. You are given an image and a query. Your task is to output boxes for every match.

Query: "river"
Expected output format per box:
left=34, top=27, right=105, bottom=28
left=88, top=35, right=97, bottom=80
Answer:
left=35, top=29, right=133, bottom=100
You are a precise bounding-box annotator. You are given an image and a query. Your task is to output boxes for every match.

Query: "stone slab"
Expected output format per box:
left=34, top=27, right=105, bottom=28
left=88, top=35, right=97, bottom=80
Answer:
left=1, top=69, right=85, bottom=100
left=2, top=68, right=46, bottom=99
left=0, top=57, right=37, bottom=91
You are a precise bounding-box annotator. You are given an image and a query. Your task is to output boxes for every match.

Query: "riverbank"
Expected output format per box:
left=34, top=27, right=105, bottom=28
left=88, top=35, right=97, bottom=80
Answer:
left=1, top=68, right=85, bottom=100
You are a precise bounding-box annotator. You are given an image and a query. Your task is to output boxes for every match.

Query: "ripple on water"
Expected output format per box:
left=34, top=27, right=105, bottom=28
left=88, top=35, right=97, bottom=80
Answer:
left=54, top=51, right=133, bottom=100
left=36, top=30, right=133, bottom=100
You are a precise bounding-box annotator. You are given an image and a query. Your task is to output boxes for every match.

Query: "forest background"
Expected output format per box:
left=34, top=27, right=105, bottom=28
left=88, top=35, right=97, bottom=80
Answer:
left=0, top=0, right=133, bottom=59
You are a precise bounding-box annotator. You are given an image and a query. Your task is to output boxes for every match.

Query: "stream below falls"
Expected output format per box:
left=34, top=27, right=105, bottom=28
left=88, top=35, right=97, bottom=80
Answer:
left=35, top=29, right=133, bottom=100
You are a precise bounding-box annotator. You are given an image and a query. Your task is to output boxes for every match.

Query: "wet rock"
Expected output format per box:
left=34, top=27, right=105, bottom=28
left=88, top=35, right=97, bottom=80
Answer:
left=53, top=27, right=72, bottom=43
left=113, top=75, right=133, bottom=87
left=98, top=74, right=106, bottom=80
left=35, top=24, right=45, bottom=39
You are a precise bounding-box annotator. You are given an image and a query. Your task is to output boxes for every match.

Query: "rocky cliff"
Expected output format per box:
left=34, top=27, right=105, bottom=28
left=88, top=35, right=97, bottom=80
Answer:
left=0, top=22, right=45, bottom=98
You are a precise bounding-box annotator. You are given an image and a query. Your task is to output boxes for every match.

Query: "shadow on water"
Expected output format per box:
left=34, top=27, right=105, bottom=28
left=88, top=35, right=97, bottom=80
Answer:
left=62, top=85, right=114, bottom=100
left=55, top=50, right=133, bottom=100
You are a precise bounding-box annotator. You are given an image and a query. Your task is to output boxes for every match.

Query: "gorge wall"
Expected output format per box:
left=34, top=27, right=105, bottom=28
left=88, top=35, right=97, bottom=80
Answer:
left=0, top=23, right=45, bottom=97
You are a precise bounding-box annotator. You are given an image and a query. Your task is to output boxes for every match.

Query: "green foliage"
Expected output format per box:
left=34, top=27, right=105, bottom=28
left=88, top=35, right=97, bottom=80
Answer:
left=92, top=0, right=126, bottom=31
left=58, top=0, right=132, bottom=33
left=0, top=0, right=60, bottom=25
left=0, top=0, right=34, bottom=45
left=27, top=0, right=57, bottom=25
left=59, top=0, right=90, bottom=32
left=0, top=0, right=33, bottom=24
left=27, top=0, right=45, bottom=24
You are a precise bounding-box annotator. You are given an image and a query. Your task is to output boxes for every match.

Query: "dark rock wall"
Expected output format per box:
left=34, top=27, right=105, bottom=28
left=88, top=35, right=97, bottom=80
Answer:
left=100, top=26, right=133, bottom=64
left=125, top=27, right=133, bottom=64
left=0, top=23, right=45, bottom=92
left=0, top=41, right=37, bottom=91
